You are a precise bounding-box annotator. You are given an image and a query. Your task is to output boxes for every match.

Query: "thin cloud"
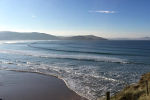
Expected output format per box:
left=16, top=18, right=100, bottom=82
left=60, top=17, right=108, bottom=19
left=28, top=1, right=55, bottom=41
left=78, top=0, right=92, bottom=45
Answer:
left=89, top=10, right=117, bottom=14
left=31, top=15, right=37, bottom=18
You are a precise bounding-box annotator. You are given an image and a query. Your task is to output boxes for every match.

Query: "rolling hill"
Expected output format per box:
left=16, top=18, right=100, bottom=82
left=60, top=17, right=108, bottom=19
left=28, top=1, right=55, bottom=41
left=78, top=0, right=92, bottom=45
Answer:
left=0, top=31, right=107, bottom=40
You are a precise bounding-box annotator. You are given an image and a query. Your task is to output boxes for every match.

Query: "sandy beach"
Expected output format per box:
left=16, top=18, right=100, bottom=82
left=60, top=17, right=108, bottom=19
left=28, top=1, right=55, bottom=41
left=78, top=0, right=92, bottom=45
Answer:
left=0, top=70, right=87, bottom=100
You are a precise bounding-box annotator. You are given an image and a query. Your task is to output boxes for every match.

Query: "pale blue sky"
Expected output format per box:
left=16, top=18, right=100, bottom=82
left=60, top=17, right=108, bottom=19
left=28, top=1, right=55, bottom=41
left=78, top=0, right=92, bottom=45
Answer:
left=0, top=0, right=150, bottom=38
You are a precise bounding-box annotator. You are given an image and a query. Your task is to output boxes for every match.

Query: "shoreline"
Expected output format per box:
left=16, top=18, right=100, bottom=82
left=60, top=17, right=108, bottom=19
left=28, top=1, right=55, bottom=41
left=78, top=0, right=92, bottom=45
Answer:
left=0, top=69, right=88, bottom=100
left=2, top=69, right=89, bottom=100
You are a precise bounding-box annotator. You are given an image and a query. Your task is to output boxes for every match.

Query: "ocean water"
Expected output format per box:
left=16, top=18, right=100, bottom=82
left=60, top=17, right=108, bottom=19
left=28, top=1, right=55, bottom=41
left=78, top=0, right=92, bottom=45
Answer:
left=0, top=40, right=150, bottom=100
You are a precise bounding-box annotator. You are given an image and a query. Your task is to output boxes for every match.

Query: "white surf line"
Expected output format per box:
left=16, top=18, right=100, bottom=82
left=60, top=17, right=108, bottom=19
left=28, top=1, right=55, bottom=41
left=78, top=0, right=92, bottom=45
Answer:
left=0, top=68, right=90, bottom=100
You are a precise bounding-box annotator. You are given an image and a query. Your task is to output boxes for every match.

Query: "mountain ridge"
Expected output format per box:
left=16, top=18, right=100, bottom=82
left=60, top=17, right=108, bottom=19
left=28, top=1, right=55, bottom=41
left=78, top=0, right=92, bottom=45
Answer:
left=0, top=31, right=107, bottom=40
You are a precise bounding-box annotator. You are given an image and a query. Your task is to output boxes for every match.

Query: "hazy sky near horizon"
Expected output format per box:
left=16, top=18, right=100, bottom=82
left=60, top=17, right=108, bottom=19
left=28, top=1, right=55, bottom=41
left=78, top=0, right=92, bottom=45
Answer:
left=0, top=0, right=150, bottom=38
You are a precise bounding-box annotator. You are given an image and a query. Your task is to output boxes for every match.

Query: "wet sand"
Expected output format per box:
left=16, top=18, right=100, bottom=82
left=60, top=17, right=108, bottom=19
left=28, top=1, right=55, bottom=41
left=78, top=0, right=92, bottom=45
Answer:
left=0, top=70, right=87, bottom=100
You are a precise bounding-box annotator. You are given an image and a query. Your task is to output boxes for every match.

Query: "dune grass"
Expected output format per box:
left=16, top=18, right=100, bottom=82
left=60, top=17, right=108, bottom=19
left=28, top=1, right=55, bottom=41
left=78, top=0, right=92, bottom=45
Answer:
left=110, top=72, right=150, bottom=100
left=98, top=72, right=150, bottom=100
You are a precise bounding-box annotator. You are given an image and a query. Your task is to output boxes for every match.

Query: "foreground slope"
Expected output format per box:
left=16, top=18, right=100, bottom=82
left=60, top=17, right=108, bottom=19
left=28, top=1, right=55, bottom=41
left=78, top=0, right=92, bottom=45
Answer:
left=110, top=72, right=150, bottom=100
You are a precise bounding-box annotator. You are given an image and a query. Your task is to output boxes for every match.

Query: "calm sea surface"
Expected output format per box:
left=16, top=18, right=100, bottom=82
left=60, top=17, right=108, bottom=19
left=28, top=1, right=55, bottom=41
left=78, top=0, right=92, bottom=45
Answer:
left=0, top=40, right=150, bottom=100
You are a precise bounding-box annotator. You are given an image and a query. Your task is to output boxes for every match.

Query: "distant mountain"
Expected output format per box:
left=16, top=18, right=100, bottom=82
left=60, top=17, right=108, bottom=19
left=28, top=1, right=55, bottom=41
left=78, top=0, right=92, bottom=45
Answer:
left=0, top=31, right=107, bottom=40
left=0, top=31, right=59, bottom=40
left=65, top=35, right=107, bottom=40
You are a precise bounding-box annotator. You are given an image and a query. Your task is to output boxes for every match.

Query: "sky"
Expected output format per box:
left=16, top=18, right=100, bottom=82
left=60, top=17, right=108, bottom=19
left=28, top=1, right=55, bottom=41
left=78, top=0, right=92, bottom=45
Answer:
left=0, top=0, right=150, bottom=38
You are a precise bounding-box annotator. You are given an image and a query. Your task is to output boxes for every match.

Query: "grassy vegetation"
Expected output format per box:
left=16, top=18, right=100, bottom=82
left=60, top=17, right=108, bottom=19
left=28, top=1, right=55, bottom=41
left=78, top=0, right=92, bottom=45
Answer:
left=110, top=72, right=150, bottom=100
left=98, top=72, right=150, bottom=100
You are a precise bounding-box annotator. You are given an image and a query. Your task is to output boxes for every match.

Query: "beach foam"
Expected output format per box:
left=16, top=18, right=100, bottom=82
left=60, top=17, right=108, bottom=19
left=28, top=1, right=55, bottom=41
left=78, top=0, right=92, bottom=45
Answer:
left=0, top=59, right=126, bottom=100
left=0, top=40, right=149, bottom=100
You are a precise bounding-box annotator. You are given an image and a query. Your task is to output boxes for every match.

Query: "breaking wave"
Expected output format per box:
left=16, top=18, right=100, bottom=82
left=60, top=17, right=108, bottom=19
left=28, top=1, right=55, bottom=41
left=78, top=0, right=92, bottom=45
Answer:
left=0, top=59, right=126, bottom=100
left=0, top=49, right=127, bottom=64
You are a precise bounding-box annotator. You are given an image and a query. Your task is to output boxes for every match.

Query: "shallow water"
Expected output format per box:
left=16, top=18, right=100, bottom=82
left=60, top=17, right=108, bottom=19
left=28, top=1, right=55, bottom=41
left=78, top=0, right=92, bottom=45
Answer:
left=0, top=40, right=150, bottom=100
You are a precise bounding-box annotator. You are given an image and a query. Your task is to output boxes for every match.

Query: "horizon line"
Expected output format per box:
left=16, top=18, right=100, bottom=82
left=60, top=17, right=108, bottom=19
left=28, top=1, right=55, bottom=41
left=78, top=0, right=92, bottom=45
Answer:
left=0, top=30, right=149, bottom=39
